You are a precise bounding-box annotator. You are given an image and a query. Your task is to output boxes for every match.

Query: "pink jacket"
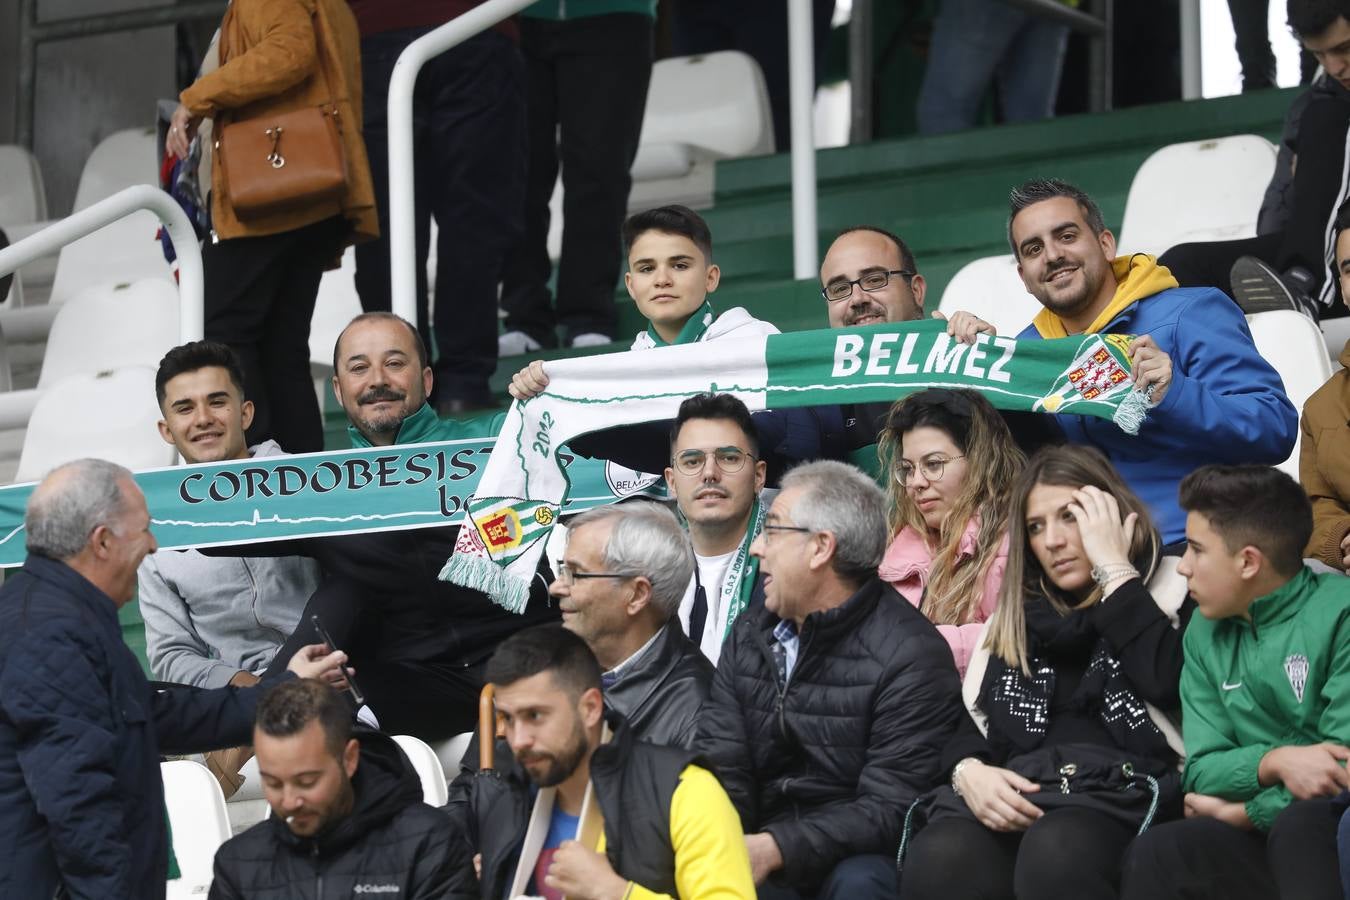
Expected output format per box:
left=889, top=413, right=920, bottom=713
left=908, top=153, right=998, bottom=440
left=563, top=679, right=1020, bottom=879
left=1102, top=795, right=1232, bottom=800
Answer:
left=878, top=519, right=1008, bottom=677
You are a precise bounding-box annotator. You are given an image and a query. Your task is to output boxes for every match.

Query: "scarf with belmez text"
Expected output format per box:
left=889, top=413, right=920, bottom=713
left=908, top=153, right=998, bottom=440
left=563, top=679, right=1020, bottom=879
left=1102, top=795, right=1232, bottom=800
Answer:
left=442, top=319, right=1153, bottom=612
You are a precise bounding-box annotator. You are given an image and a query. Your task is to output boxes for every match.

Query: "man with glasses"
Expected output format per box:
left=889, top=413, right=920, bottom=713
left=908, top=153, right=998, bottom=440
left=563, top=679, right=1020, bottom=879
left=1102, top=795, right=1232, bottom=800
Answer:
left=550, top=503, right=712, bottom=748
left=697, top=459, right=963, bottom=900
left=664, top=393, right=768, bottom=666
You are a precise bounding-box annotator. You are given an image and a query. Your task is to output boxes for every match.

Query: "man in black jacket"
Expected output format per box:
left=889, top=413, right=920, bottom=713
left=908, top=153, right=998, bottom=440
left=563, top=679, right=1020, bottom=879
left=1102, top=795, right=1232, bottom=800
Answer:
left=0, top=459, right=344, bottom=900
left=450, top=625, right=754, bottom=900
left=210, top=679, right=470, bottom=899
left=698, top=459, right=964, bottom=900
left=552, top=502, right=711, bottom=748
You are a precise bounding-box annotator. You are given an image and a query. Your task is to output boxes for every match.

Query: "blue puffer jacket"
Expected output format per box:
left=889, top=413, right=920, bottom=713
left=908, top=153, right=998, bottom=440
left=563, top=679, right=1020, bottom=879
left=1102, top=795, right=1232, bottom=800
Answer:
left=0, top=554, right=276, bottom=900
left=1018, top=286, right=1296, bottom=543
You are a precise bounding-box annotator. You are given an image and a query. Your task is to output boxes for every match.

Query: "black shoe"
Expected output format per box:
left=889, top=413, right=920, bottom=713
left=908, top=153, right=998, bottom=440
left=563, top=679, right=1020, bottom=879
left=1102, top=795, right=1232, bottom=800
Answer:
left=1229, top=256, right=1321, bottom=319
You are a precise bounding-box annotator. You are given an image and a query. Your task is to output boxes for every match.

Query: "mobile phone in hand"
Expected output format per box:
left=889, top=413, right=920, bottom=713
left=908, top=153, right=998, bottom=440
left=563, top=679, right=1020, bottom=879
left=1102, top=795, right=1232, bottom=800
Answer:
left=310, top=614, right=366, bottom=706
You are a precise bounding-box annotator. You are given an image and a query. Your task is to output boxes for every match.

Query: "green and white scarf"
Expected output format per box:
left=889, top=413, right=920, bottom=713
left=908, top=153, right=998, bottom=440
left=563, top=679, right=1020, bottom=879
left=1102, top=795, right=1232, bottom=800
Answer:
left=633, top=300, right=716, bottom=349
left=443, top=319, right=1152, bottom=612
left=718, top=498, right=764, bottom=640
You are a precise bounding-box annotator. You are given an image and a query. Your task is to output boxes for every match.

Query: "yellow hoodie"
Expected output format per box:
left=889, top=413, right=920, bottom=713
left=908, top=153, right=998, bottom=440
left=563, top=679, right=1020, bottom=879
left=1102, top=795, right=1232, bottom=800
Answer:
left=1032, top=254, right=1180, bottom=338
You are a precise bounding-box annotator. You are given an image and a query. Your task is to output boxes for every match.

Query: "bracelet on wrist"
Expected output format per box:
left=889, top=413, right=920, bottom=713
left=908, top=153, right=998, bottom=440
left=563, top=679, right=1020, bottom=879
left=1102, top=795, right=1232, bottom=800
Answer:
left=1091, top=563, right=1139, bottom=590
left=951, top=757, right=979, bottom=797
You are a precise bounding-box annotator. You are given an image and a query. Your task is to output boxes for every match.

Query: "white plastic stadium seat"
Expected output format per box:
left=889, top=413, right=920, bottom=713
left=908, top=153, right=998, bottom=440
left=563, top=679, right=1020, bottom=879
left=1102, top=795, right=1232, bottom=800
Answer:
left=630, top=51, right=775, bottom=181
left=227, top=756, right=270, bottom=835
left=1245, top=309, right=1334, bottom=479
left=48, top=128, right=173, bottom=307
left=309, top=246, right=364, bottom=370
left=14, top=367, right=174, bottom=484
left=393, top=734, right=450, bottom=807
left=936, top=254, right=1042, bottom=337
left=1118, top=135, right=1277, bottom=256
left=38, top=279, right=179, bottom=389
left=161, top=759, right=231, bottom=899
left=431, top=732, right=475, bottom=783
left=0, top=144, right=47, bottom=228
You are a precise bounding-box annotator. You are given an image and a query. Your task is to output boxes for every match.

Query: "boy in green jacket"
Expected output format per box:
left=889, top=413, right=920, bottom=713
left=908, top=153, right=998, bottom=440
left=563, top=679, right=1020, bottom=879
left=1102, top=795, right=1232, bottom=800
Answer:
left=1122, top=465, right=1346, bottom=900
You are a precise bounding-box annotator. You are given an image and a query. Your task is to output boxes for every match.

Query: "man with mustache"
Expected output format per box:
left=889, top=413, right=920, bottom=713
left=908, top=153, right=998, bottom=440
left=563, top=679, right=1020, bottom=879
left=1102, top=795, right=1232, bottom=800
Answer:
left=1009, top=178, right=1296, bottom=545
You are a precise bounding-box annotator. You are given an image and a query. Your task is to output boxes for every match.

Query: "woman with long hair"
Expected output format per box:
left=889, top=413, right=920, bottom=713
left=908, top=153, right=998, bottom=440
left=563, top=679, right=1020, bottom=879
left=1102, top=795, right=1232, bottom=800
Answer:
left=898, top=445, right=1193, bottom=900
left=878, top=388, right=1024, bottom=675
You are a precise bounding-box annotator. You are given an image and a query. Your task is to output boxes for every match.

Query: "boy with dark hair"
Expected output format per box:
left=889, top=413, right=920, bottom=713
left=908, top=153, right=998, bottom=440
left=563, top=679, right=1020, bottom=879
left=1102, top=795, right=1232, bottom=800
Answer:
left=508, top=205, right=777, bottom=400
left=453, top=624, right=754, bottom=900
left=1122, top=465, right=1349, bottom=900
left=210, top=679, right=469, bottom=898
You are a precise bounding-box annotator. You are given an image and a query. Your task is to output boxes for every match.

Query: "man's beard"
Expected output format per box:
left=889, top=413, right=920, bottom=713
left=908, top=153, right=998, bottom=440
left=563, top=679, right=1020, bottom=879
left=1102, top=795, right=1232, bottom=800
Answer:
left=355, top=386, right=413, bottom=436
left=518, top=717, right=589, bottom=788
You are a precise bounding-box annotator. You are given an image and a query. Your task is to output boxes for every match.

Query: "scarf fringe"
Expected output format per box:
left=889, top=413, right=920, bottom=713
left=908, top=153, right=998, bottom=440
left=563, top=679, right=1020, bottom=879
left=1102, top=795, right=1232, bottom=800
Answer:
left=439, top=554, right=531, bottom=614
left=1111, top=389, right=1151, bottom=435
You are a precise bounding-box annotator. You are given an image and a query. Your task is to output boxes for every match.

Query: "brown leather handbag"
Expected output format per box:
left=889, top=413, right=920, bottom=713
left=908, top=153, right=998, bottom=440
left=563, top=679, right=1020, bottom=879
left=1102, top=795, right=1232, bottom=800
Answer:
left=214, top=0, right=349, bottom=222
left=218, top=103, right=347, bottom=219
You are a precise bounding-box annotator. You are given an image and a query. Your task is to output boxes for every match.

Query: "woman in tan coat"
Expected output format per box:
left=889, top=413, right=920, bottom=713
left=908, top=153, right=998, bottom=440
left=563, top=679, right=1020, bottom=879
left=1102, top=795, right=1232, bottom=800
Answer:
left=167, top=0, right=377, bottom=453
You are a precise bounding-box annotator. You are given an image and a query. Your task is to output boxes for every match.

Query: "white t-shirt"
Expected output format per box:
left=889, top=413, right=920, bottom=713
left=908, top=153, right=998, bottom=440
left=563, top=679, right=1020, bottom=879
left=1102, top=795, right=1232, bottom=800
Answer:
left=678, top=549, right=736, bottom=666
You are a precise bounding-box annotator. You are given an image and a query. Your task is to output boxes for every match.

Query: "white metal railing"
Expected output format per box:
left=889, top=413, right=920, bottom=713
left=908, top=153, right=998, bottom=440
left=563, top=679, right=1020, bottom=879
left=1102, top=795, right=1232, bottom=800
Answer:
left=1180, top=0, right=1203, bottom=100
left=386, top=0, right=536, bottom=326
left=788, top=0, right=819, bottom=280
left=0, top=184, right=202, bottom=427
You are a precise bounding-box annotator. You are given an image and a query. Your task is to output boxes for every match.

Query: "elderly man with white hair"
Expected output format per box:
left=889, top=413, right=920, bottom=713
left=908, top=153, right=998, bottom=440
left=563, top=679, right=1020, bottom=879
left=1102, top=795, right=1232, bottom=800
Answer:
left=550, top=501, right=713, bottom=749
left=0, top=458, right=346, bottom=900
left=698, top=460, right=965, bottom=900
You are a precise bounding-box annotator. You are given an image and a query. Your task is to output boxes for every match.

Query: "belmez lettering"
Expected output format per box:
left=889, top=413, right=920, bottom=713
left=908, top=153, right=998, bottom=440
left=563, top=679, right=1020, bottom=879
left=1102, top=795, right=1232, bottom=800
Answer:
left=831, top=331, right=1015, bottom=383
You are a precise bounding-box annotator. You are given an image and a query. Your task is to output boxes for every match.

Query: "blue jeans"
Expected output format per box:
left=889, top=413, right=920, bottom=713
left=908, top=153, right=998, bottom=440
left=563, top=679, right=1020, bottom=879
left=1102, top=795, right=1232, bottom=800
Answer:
left=917, top=0, right=1069, bottom=135
left=756, top=854, right=896, bottom=900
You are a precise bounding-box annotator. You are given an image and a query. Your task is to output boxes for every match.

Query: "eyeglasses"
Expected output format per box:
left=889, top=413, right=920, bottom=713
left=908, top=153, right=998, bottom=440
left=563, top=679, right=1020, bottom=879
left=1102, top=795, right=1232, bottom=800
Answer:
left=896, top=456, right=965, bottom=485
left=821, top=269, right=915, bottom=303
left=760, top=523, right=813, bottom=542
left=673, top=446, right=755, bottom=476
left=555, top=563, right=640, bottom=586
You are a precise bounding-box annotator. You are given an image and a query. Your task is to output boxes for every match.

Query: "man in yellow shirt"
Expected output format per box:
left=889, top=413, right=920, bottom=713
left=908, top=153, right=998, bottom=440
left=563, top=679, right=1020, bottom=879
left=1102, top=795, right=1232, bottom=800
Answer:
left=456, top=624, right=754, bottom=900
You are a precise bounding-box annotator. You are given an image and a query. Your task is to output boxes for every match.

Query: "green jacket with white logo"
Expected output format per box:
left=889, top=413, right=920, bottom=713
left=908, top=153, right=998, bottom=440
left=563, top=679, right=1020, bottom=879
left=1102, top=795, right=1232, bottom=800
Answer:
left=1181, top=567, right=1350, bottom=830
left=521, top=0, right=655, bottom=21
left=346, top=401, right=503, bottom=449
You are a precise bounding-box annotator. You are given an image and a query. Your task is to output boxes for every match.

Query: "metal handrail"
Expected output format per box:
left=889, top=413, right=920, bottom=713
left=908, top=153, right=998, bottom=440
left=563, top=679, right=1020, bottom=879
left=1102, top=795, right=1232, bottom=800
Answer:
left=789, top=0, right=819, bottom=280
left=386, top=0, right=536, bottom=327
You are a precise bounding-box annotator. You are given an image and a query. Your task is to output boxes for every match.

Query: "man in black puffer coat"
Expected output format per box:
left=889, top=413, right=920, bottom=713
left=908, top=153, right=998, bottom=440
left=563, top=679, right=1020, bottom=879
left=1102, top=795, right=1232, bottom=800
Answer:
left=209, top=680, right=472, bottom=899
left=697, top=461, right=965, bottom=900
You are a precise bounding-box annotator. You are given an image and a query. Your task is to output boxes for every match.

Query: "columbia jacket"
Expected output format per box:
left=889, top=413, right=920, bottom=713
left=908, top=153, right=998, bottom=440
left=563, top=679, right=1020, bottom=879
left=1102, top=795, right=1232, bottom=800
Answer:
left=696, top=577, right=963, bottom=892
left=1019, top=255, right=1296, bottom=544
left=0, top=554, right=273, bottom=900
left=209, top=729, right=472, bottom=899
left=1181, top=567, right=1350, bottom=831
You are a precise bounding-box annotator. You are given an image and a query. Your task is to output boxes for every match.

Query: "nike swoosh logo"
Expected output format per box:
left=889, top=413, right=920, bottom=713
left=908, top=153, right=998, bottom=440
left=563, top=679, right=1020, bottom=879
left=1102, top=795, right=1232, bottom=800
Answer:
left=1222, top=681, right=1243, bottom=691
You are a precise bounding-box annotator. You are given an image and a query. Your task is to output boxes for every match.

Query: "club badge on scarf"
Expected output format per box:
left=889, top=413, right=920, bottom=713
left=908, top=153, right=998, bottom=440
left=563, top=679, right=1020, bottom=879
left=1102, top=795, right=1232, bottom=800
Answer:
left=443, top=319, right=1153, bottom=613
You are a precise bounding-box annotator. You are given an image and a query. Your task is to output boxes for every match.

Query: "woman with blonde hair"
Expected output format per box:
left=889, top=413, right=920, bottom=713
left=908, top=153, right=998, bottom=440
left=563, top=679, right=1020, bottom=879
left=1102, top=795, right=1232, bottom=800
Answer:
left=878, top=388, right=1024, bottom=675
left=898, top=445, right=1193, bottom=900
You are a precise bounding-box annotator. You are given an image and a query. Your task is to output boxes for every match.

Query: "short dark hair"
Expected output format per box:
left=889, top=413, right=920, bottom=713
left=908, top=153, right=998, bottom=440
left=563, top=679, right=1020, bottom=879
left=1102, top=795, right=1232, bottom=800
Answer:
left=485, top=624, right=602, bottom=699
left=1178, top=465, right=1312, bottom=577
left=255, top=679, right=353, bottom=758
left=622, top=205, right=713, bottom=263
left=832, top=225, right=919, bottom=274
left=155, top=341, right=246, bottom=408
left=1288, top=0, right=1350, bottom=39
left=670, top=392, right=760, bottom=457
left=332, top=312, right=428, bottom=372
left=1007, top=178, right=1108, bottom=257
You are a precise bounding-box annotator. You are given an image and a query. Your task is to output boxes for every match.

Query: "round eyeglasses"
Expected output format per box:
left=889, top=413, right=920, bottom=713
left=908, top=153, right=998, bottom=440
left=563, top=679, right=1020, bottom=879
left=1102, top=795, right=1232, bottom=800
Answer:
left=821, top=269, right=916, bottom=303
left=896, top=456, right=965, bottom=485
left=673, top=446, right=755, bottom=476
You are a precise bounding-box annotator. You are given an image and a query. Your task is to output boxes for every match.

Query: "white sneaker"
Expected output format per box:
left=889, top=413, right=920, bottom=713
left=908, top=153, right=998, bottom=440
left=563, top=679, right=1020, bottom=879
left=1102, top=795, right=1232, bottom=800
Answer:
left=570, top=333, right=612, bottom=348
left=498, top=330, right=543, bottom=356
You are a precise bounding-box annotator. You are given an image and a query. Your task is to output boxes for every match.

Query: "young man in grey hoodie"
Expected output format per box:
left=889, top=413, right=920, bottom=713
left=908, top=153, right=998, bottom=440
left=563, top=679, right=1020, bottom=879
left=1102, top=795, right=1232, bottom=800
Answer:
left=138, top=341, right=322, bottom=792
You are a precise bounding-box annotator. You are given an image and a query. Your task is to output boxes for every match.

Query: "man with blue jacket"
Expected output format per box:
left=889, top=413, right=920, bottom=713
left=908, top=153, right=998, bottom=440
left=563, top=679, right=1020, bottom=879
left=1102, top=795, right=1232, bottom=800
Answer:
left=1007, top=177, right=1297, bottom=545
left=0, top=458, right=345, bottom=900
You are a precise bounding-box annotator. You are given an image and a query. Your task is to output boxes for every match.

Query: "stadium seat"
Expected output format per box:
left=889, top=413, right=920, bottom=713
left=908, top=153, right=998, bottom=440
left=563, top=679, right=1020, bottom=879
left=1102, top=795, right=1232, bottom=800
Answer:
left=1117, top=135, right=1277, bottom=256
left=1245, top=309, right=1333, bottom=479
left=309, top=247, right=364, bottom=372
left=161, top=759, right=231, bottom=899
left=227, top=756, right=270, bottom=835
left=936, top=254, right=1041, bottom=337
left=14, top=367, right=173, bottom=483
left=47, top=127, right=171, bottom=308
left=0, top=145, right=47, bottom=228
left=431, top=732, right=474, bottom=782
left=37, top=279, right=179, bottom=389
left=393, top=734, right=450, bottom=807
